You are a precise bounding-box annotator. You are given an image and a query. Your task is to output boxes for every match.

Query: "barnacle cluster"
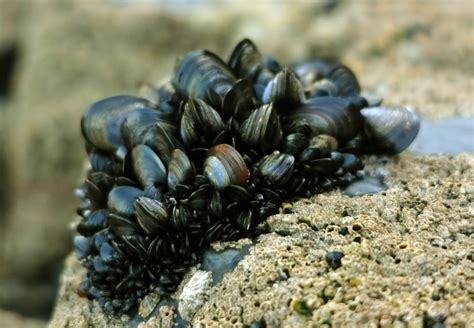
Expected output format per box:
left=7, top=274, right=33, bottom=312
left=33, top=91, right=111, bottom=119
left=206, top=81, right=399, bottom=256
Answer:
left=74, top=39, right=420, bottom=313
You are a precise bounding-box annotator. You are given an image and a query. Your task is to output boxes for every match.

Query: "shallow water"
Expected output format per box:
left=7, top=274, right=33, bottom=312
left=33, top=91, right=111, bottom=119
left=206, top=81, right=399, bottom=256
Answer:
left=344, top=175, right=388, bottom=197
left=409, top=117, right=474, bottom=154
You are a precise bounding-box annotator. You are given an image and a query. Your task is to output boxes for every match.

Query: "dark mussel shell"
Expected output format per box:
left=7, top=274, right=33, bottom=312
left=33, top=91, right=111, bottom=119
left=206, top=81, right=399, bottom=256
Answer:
left=361, top=106, right=420, bottom=154
left=107, top=186, right=143, bottom=218
left=134, top=197, right=169, bottom=235
left=167, top=149, right=195, bottom=192
left=257, top=151, right=295, bottom=187
left=81, top=95, right=153, bottom=156
left=228, top=38, right=265, bottom=81
left=204, top=144, right=250, bottom=191
left=292, top=59, right=334, bottom=88
left=180, top=98, right=225, bottom=148
left=262, top=68, right=305, bottom=110
left=239, top=104, right=283, bottom=154
left=221, top=79, right=259, bottom=122
left=131, top=145, right=167, bottom=188
left=173, top=50, right=236, bottom=109
left=326, top=64, right=361, bottom=98
left=286, top=96, right=363, bottom=144
left=121, top=108, right=177, bottom=148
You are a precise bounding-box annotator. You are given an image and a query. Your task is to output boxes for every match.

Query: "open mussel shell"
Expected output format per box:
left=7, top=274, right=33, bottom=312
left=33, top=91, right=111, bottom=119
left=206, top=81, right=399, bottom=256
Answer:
left=168, top=149, right=195, bottom=192
left=132, top=145, right=167, bottom=188
left=173, top=50, right=236, bottom=109
left=286, top=96, right=363, bottom=144
left=81, top=95, right=153, bottom=154
left=107, top=186, right=143, bottom=218
left=135, top=197, right=169, bottom=235
left=262, top=68, right=305, bottom=110
left=180, top=98, right=225, bottom=148
left=239, top=104, right=282, bottom=154
left=361, top=106, right=420, bottom=154
left=257, top=151, right=295, bottom=186
left=204, top=144, right=250, bottom=191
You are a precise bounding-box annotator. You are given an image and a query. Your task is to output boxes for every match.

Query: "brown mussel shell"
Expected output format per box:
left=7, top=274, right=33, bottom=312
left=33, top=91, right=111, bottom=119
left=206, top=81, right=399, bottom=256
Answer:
left=204, top=144, right=250, bottom=191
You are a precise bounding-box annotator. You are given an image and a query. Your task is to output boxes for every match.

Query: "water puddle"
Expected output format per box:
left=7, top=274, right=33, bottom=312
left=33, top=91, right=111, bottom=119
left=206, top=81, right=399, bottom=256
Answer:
left=409, top=117, right=474, bottom=154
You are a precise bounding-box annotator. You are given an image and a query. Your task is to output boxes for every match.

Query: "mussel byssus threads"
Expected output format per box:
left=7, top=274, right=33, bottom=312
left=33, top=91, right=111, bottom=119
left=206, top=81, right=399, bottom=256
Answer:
left=75, top=38, right=420, bottom=313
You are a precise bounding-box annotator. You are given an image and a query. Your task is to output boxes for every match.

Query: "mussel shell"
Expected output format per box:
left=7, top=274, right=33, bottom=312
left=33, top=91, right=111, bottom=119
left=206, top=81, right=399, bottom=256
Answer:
left=180, top=98, right=225, bottom=148
left=168, top=149, right=195, bottom=192
left=228, top=38, right=264, bottom=81
left=262, top=68, right=305, bottom=110
left=81, top=95, right=153, bottom=153
left=107, top=186, right=143, bottom=218
left=239, top=104, right=282, bottom=154
left=307, top=79, right=338, bottom=98
left=361, top=106, right=420, bottom=154
left=203, top=144, right=250, bottom=191
left=221, top=79, right=259, bottom=122
left=292, top=60, right=334, bottom=88
left=135, top=197, right=169, bottom=235
left=132, top=145, right=167, bottom=188
left=121, top=108, right=177, bottom=149
left=85, top=172, right=115, bottom=209
left=326, top=64, right=360, bottom=98
left=173, top=50, right=236, bottom=109
left=286, top=96, right=363, bottom=144
left=89, top=150, right=121, bottom=175
left=257, top=151, right=295, bottom=186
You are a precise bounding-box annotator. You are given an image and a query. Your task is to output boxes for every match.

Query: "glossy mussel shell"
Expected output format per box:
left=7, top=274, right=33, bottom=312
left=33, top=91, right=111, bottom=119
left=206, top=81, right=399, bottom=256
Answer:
left=361, top=106, right=420, bottom=154
left=81, top=95, right=153, bottom=154
left=239, top=103, right=283, bottom=154
left=203, top=144, right=250, bottom=191
left=173, top=50, right=236, bottom=109
left=286, top=96, right=363, bottom=144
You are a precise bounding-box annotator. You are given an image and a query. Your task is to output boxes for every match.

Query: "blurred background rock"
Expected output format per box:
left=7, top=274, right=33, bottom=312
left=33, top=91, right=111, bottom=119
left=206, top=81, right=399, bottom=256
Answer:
left=0, top=0, right=472, bottom=325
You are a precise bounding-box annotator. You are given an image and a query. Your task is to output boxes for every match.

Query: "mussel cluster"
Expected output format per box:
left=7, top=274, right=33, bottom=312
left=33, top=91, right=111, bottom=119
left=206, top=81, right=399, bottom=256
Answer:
left=74, top=39, right=420, bottom=313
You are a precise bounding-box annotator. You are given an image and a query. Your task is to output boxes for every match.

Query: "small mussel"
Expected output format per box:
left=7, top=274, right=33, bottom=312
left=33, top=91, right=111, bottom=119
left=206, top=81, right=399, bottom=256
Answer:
left=75, top=38, right=421, bottom=314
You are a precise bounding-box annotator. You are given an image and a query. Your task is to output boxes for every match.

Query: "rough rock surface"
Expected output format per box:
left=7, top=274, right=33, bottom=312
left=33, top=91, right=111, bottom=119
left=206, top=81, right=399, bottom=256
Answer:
left=49, top=154, right=473, bottom=327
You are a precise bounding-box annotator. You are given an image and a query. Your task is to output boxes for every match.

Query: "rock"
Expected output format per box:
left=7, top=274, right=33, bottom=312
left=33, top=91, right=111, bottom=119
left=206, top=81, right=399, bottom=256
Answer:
left=50, top=154, right=473, bottom=326
left=0, top=309, right=45, bottom=328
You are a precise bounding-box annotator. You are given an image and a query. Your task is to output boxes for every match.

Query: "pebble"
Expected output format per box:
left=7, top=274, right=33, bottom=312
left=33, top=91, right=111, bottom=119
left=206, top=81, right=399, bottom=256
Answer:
left=325, top=251, right=344, bottom=269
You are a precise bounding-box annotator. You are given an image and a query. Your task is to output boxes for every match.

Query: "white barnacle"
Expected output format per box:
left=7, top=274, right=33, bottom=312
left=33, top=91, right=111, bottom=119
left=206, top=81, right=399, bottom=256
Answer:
left=178, top=270, right=213, bottom=321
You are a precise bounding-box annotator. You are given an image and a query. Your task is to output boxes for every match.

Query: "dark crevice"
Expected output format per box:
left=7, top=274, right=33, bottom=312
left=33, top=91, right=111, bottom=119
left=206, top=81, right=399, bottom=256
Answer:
left=0, top=43, right=20, bottom=101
